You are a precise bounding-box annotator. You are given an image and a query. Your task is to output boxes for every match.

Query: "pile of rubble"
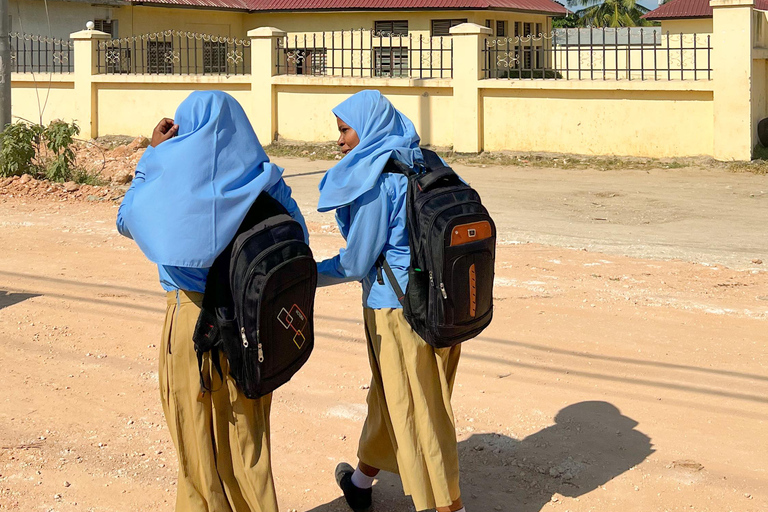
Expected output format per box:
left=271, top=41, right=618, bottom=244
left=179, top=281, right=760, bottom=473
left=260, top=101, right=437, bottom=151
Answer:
left=0, top=136, right=149, bottom=202
left=78, top=135, right=149, bottom=185
left=0, top=174, right=125, bottom=202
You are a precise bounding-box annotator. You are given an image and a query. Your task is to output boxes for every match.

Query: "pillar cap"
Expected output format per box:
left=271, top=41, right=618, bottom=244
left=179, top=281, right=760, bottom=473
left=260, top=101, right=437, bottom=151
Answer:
left=450, top=23, right=493, bottom=36
left=248, top=27, right=287, bottom=38
left=70, top=29, right=111, bottom=40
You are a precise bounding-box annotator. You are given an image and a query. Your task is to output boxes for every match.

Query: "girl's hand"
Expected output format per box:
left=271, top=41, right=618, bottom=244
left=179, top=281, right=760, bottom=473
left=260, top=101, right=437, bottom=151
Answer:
left=151, top=118, right=179, bottom=147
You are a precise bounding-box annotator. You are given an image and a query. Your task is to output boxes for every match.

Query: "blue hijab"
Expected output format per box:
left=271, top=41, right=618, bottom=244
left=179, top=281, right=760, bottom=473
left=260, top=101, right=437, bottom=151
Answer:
left=317, top=90, right=423, bottom=212
left=121, top=90, right=283, bottom=267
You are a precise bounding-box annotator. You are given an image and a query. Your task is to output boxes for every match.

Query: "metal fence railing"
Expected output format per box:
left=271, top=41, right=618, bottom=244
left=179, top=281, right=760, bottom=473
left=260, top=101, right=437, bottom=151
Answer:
left=275, top=29, right=453, bottom=79
left=96, top=31, right=251, bottom=75
left=483, top=28, right=712, bottom=81
left=10, top=33, right=74, bottom=73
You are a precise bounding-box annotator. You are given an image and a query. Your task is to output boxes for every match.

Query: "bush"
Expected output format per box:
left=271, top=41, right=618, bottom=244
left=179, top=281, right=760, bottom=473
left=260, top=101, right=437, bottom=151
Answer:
left=0, top=122, right=41, bottom=177
left=42, top=120, right=80, bottom=182
left=0, top=120, right=83, bottom=182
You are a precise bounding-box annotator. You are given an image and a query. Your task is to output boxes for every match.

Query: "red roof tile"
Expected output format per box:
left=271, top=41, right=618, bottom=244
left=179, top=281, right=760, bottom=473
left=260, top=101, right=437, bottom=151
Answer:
left=644, top=0, right=768, bottom=20
left=133, top=0, right=250, bottom=9
left=133, top=0, right=568, bottom=15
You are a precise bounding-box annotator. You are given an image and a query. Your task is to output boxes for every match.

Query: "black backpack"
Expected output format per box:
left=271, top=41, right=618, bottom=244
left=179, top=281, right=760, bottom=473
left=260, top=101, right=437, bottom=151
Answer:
left=378, top=149, right=496, bottom=348
left=193, top=192, right=317, bottom=399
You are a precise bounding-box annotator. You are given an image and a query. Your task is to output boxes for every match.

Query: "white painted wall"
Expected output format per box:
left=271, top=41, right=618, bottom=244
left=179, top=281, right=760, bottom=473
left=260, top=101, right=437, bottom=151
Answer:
left=10, top=0, right=119, bottom=39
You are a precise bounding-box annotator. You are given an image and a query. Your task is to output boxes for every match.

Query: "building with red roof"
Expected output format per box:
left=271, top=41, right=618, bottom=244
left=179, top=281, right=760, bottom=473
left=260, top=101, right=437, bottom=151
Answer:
left=643, top=0, right=768, bottom=35
left=12, top=0, right=568, bottom=43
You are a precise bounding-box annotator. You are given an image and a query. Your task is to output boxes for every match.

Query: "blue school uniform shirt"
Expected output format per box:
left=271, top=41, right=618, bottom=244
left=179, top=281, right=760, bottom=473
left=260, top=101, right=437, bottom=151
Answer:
left=117, top=167, right=308, bottom=292
left=317, top=172, right=409, bottom=309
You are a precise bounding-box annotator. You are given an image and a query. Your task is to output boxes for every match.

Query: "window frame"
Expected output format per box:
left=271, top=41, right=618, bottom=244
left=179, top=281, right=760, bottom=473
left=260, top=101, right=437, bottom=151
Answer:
left=373, top=46, right=409, bottom=77
left=374, top=20, right=409, bottom=36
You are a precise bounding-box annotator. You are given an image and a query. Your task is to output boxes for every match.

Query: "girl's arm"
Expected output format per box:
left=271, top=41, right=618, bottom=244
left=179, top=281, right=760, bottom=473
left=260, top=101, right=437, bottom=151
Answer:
left=316, top=184, right=390, bottom=287
left=115, top=153, right=150, bottom=239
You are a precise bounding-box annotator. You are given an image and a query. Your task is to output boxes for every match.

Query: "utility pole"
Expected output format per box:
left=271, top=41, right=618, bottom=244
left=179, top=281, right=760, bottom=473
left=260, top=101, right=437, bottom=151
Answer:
left=0, top=0, right=10, bottom=129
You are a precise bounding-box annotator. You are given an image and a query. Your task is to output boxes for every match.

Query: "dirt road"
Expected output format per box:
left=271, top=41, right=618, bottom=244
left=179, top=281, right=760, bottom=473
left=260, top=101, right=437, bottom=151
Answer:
left=0, top=160, right=766, bottom=512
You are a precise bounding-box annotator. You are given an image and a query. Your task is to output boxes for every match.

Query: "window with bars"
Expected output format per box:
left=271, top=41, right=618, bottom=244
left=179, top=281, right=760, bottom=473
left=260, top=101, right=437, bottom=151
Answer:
left=496, top=20, right=507, bottom=37
left=431, top=19, right=467, bottom=37
left=94, top=19, right=118, bottom=38
left=147, top=41, right=174, bottom=74
left=514, top=22, right=521, bottom=37
left=535, top=23, right=542, bottom=36
left=284, top=48, right=327, bottom=75
left=374, top=46, right=409, bottom=77
left=374, top=20, right=408, bottom=36
left=203, top=41, right=227, bottom=73
left=523, top=22, right=532, bottom=36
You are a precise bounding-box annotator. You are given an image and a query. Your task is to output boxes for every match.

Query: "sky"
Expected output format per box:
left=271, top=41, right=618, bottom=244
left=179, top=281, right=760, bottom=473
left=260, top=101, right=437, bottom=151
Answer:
left=638, top=0, right=660, bottom=9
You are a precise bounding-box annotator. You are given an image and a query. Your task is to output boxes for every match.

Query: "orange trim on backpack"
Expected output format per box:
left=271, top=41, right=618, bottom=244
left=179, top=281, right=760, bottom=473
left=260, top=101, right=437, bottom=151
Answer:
left=469, top=263, right=477, bottom=317
left=450, top=221, right=492, bottom=246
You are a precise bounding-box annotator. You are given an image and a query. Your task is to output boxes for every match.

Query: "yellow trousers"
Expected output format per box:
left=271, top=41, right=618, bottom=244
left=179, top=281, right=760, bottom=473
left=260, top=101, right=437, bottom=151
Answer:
left=160, top=290, right=278, bottom=512
left=358, top=308, right=462, bottom=511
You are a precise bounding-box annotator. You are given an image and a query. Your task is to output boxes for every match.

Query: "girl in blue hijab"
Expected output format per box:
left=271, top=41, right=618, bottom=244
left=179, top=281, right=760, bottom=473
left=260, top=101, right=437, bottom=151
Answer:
left=316, top=90, right=465, bottom=512
left=116, top=90, right=307, bottom=512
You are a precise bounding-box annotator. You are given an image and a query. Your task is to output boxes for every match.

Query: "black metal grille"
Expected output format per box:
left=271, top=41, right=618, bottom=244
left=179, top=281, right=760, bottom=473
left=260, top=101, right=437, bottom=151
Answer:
left=96, top=31, right=251, bottom=75
left=276, top=29, right=453, bottom=79
left=483, top=28, right=712, bottom=81
left=9, top=33, right=73, bottom=73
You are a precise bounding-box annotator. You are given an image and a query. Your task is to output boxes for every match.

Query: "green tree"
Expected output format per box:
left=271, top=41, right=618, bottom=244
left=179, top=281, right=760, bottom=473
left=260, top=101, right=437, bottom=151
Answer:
left=568, top=0, right=653, bottom=27
left=552, top=13, right=582, bottom=28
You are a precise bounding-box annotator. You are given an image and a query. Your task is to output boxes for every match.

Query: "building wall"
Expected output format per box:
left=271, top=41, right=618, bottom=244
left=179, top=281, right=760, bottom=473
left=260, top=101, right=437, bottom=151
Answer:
left=10, top=0, right=117, bottom=38
left=660, top=19, right=714, bottom=35
left=9, top=2, right=552, bottom=40
left=243, top=10, right=549, bottom=38
left=112, top=5, right=246, bottom=38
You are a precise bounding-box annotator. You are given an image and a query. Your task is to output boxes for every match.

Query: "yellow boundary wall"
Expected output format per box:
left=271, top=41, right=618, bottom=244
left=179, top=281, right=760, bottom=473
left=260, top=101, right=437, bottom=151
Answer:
left=9, top=2, right=768, bottom=160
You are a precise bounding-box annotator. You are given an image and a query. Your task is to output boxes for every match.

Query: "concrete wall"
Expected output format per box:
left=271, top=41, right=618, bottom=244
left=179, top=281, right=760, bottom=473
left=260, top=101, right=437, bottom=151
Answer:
left=94, top=76, right=252, bottom=136
left=481, top=82, right=714, bottom=157
left=660, top=19, right=714, bottom=35
left=10, top=75, right=77, bottom=126
left=10, top=5, right=768, bottom=161
left=272, top=78, right=454, bottom=145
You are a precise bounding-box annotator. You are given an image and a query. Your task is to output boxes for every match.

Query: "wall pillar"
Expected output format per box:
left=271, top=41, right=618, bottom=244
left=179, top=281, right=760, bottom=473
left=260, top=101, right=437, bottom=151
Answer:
left=711, top=0, right=755, bottom=160
left=70, top=28, right=109, bottom=139
left=248, top=27, right=285, bottom=145
left=450, top=23, right=492, bottom=153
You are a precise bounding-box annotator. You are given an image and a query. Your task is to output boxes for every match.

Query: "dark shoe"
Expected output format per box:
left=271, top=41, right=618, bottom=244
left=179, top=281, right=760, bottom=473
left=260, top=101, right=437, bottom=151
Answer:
left=335, top=462, right=373, bottom=512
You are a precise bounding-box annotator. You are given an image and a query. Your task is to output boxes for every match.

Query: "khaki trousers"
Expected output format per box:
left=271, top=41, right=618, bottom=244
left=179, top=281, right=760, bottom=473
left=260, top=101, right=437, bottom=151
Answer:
left=358, top=308, right=462, bottom=511
left=160, top=290, right=278, bottom=512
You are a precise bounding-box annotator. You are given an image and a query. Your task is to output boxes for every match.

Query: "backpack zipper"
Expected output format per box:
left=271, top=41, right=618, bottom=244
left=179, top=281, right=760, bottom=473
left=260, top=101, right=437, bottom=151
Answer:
left=439, top=282, right=448, bottom=299
left=257, top=342, right=264, bottom=363
left=241, top=326, right=248, bottom=348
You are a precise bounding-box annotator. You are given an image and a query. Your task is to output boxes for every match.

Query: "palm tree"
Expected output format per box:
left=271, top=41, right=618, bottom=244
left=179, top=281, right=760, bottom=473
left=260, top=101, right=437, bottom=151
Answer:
left=568, top=0, right=653, bottom=27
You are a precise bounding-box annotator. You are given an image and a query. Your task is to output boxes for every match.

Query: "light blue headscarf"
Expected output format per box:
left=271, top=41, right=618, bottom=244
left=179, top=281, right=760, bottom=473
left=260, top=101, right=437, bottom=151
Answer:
left=121, top=90, right=283, bottom=267
left=317, top=90, right=423, bottom=212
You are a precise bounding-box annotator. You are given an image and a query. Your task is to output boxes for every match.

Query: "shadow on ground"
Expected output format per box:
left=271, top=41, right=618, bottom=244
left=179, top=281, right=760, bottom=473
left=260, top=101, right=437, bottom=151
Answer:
left=0, top=290, right=40, bottom=311
left=305, top=401, right=653, bottom=512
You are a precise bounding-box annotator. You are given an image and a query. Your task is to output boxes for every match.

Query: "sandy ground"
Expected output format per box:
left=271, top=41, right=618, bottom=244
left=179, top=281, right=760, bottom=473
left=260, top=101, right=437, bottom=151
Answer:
left=0, top=158, right=766, bottom=512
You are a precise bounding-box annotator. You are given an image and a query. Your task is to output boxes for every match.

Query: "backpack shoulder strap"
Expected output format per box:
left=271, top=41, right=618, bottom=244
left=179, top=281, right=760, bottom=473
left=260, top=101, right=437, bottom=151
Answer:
left=375, top=254, right=405, bottom=306
left=420, top=148, right=449, bottom=171
left=382, top=157, right=415, bottom=177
